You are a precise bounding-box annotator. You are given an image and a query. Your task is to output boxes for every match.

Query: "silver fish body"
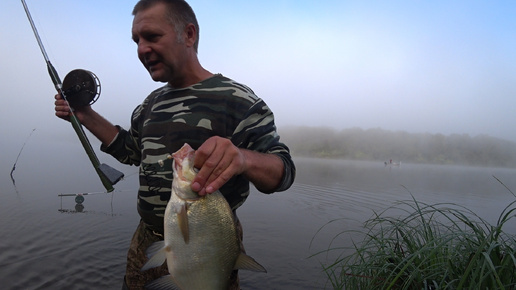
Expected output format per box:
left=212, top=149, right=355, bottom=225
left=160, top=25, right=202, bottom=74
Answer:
left=142, top=143, right=266, bottom=290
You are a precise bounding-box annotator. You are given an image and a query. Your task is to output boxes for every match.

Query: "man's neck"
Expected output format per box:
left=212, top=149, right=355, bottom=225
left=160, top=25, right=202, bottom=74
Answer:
left=168, top=64, right=214, bottom=88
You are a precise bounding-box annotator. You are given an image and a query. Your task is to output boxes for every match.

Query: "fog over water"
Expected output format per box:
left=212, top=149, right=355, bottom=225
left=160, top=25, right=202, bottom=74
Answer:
left=1, top=0, right=516, bottom=150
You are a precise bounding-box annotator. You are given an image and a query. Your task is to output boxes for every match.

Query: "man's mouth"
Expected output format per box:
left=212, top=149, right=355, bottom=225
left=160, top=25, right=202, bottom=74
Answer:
left=146, top=60, right=160, bottom=70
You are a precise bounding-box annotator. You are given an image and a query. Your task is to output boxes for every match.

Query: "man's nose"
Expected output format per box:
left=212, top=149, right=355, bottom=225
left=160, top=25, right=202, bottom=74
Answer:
left=137, top=41, right=152, bottom=56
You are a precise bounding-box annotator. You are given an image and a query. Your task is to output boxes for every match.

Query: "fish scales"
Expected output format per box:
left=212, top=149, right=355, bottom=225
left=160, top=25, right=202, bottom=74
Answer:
left=165, top=191, right=239, bottom=289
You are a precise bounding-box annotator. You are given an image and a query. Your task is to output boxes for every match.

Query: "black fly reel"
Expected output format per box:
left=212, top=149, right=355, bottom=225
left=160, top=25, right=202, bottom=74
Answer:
left=62, top=69, right=101, bottom=107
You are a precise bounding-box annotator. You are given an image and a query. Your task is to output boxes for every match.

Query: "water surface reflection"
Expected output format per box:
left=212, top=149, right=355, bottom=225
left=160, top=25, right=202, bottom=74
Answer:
left=1, top=157, right=515, bottom=289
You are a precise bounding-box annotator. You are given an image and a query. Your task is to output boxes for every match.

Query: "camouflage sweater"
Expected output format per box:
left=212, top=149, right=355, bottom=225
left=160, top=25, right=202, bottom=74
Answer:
left=102, top=74, right=295, bottom=229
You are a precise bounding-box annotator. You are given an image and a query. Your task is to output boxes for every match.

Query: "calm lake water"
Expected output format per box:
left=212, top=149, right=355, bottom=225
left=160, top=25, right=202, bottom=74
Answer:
left=1, top=150, right=516, bottom=289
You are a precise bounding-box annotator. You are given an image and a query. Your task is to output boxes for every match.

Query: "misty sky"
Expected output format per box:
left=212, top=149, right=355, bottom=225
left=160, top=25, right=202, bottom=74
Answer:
left=1, top=0, right=516, bottom=152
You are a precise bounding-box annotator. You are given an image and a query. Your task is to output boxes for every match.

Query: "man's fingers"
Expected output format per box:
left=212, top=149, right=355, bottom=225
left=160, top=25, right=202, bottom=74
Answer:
left=193, top=137, right=217, bottom=169
left=204, top=164, right=234, bottom=194
left=193, top=148, right=225, bottom=194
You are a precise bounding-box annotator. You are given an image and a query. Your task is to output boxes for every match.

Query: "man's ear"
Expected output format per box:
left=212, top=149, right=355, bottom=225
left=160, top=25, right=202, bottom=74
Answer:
left=184, top=23, right=197, bottom=48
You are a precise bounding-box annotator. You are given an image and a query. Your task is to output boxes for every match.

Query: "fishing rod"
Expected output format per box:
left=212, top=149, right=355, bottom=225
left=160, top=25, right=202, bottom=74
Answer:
left=59, top=189, right=132, bottom=206
left=59, top=191, right=119, bottom=204
left=59, top=192, right=103, bottom=204
left=21, top=0, right=124, bottom=192
left=10, top=128, right=36, bottom=185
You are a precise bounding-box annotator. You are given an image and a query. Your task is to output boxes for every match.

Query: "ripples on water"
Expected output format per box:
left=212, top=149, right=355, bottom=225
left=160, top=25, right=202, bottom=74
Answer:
left=0, top=193, right=136, bottom=289
left=1, top=156, right=515, bottom=289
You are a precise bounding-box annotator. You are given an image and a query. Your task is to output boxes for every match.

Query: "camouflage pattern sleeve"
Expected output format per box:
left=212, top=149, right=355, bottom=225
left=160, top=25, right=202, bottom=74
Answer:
left=100, top=103, right=146, bottom=166
left=231, top=98, right=296, bottom=193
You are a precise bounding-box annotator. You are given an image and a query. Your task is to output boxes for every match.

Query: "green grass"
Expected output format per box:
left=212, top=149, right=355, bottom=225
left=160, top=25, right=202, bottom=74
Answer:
left=313, top=177, right=516, bottom=289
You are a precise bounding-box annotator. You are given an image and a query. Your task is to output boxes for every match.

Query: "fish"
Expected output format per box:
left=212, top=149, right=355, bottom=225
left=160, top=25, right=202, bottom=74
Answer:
left=141, top=143, right=266, bottom=289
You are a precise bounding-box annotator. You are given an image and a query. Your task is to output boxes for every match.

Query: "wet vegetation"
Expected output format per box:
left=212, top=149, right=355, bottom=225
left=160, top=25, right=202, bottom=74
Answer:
left=280, top=126, right=516, bottom=168
left=313, top=181, right=516, bottom=289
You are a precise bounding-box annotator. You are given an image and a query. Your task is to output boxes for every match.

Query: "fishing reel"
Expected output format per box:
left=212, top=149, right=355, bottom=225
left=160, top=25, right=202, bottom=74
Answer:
left=62, top=69, right=101, bottom=108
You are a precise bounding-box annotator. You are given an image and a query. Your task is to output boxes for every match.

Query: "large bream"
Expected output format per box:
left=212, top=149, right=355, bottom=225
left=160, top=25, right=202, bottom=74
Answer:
left=142, top=143, right=266, bottom=289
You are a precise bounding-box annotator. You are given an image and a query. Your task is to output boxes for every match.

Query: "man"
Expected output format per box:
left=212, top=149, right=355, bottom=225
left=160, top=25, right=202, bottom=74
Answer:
left=54, top=0, right=295, bottom=289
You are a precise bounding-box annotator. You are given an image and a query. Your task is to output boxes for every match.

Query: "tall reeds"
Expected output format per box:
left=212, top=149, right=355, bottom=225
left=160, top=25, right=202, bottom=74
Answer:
left=314, top=179, right=516, bottom=289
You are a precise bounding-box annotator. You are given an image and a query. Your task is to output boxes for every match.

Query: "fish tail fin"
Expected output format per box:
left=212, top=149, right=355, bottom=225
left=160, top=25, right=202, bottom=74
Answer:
left=234, top=253, right=267, bottom=273
left=141, top=241, right=167, bottom=271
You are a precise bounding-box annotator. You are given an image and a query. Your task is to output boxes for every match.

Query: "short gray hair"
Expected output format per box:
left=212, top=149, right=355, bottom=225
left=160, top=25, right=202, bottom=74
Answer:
left=132, top=0, right=200, bottom=52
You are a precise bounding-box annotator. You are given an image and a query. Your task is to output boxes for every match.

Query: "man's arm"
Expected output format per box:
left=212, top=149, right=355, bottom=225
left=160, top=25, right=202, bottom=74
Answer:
left=240, top=149, right=284, bottom=192
left=54, top=94, right=119, bottom=146
left=191, top=136, right=285, bottom=195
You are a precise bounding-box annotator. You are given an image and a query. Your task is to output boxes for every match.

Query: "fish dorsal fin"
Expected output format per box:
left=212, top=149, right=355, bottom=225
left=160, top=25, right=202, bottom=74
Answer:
left=234, top=253, right=267, bottom=273
left=177, top=203, right=189, bottom=244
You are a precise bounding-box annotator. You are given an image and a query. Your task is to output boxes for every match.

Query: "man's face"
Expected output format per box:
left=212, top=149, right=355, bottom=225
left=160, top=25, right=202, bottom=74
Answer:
left=132, top=3, right=186, bottom=83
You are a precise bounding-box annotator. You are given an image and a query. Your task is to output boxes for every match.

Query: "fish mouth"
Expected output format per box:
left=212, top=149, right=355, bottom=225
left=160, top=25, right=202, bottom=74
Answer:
left=173, top=144, right=196, bottom=182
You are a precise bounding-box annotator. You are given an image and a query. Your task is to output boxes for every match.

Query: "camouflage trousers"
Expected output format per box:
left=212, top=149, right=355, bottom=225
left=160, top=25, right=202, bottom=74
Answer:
left=122, top=217, right=244, bottom=290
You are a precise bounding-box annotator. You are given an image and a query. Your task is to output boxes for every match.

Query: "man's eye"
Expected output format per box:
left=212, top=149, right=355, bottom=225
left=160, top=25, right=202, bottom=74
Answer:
left=149, top=34, right=161, bottom=42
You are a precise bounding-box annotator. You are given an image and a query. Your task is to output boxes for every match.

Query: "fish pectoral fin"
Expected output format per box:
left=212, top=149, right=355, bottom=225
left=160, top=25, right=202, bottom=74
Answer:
left=141, top=241, right=167, bottom=271
left=177, top=203, right=189, bottom=244
left=145, top=241, right=165, bottom=258
left=234, top=253, right=267, bottom=273
left=145, top=275, right=181, bottom=290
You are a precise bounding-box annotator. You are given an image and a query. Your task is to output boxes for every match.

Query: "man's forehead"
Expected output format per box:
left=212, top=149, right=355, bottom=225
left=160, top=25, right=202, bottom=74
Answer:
left=132, top=6, right=170, bottom=31
left=133, top=2, right=168, bottom=24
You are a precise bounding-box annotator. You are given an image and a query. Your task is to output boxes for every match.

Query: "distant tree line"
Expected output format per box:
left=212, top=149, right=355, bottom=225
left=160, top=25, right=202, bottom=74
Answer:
left=279, top=126, right=516, bottom=168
